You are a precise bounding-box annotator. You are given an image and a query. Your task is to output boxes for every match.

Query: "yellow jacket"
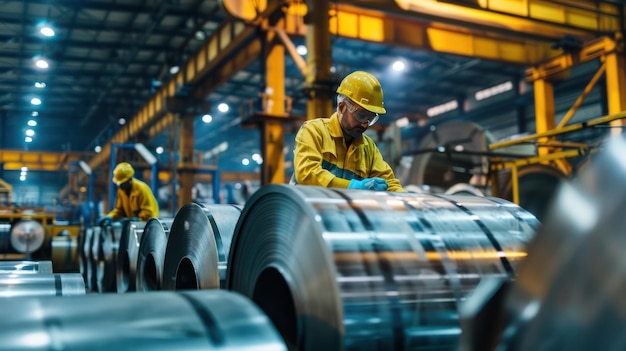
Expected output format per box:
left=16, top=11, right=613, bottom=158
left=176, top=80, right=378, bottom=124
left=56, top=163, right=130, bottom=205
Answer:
left=294, top=113, right=405, bottom=192
left=107, top=178, right=159, bottom=221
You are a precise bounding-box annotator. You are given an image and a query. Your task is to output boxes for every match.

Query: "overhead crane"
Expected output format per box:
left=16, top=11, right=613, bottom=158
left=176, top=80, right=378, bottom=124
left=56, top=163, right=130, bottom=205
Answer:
left=83, top=0, right=625, bottom=211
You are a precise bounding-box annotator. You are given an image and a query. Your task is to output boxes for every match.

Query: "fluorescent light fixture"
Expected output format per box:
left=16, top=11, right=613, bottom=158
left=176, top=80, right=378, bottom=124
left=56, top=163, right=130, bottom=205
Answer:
left=395, top=117, right=409, bottom=128
left=25, top=137, right=32, bottom=143
left=34, top=82, right=46, bottom=88
left=426, top=100, right=458, bottom=117
left=32, top=111, right=38, bottom=117
left=30, top=98, right=41, bottom=105
left=21, top=167, right=27, bottom=172
left=25, top=129, right=35, bottom=137
left=241, top=158, right=250, bottom=166
left=134, top=143, right=157, bottom=165
left=27, top=120, right=37, bottom=126
left=202, top=114, right=212, bottom=123
left=94, top=145, right=102, bottom=153
left=156, top=146, right=164, bottom=154
left=475, top=81, right=513, bottom=101
left=20, top=171, right=27, bottom=176
left=20, top=175, right=26, bottom=181
left=169, top=65, right=180, bottom=74
left=218, top=103, right=229, bottom=113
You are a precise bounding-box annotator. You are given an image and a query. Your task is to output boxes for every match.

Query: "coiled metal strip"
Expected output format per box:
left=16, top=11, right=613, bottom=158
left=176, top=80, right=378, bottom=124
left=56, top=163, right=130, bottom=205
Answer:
left=163, top=203, right=242, bottom=290
left=80, top=228, right=94, bottom=290
left=0, top=290, right=286, bottom=350
left=97, top=222, right=122, bottom=293
left=88, top=226, right=101, bottom=291
left=51, top=235, right=79, bottom=273
left=0, top=261, right=52, bottom=274
left=227, top=184, right=538, bottom=351
left=116, top=221, right=146, bottom=293
left=136, top=218, right=173, bottom=291
left=0, top=273, right=85, bottom=297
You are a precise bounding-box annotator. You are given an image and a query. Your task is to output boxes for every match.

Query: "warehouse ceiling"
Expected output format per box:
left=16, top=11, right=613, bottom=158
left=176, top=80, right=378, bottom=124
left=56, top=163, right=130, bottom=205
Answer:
left=0, top=0, right=621, bottom=184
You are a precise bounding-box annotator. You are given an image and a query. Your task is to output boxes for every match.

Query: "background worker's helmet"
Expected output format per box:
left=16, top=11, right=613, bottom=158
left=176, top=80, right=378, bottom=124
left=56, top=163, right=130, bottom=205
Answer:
left=112, top=162, right=135, bottom=185
left=336, top=71, right=386, bottom=114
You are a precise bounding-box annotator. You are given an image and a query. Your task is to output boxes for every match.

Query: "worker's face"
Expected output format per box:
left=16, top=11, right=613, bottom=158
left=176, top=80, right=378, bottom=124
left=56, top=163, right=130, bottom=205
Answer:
left=338, top=101, right=371, bottom=138
left=118, top=179, right=132, bottom=192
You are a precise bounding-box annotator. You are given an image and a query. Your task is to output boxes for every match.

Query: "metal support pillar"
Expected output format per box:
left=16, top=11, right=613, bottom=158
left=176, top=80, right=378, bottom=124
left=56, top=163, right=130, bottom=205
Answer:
left=606, top=52, right=626, bottom=136
left=305, top=0, right=333, bottom=120
left=177, top=114, right=195, bottom=207
left=533, top=78, right=555, bottom=158
left=261, top=33, right=286, bottom=185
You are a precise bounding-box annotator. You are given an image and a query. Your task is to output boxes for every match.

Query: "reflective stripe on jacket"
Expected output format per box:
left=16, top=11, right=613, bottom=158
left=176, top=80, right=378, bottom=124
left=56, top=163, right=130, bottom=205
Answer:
left=107, top=178, right=159, bottom=221
left=293, top=113, right=405, bottom=192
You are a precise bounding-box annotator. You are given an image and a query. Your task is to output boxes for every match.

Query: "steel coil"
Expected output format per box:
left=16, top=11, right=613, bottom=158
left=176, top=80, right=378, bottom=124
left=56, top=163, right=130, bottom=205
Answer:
left=0, top=260, right=52, bottom=274
left=81, top=228, right=94, bottom=290
left=444, top=183, right=485, bottom=197
left=0, top=220, right=11, bottom=253
left=227, top=184, right=538, bottom=350
left=116, top=221, right=146, bottom=293
left=163, top=203, right=242, bottom=291
left=0, top=273, right=85, bottom=297
left=0, top=290, right=286, bottom=351
left=51, top=234, right=79, bottom=273
left=136, top=218, right=173, bottom=291
left=10, top=219, right=45, bottom=254
left=88, top=226, right=101, bottom=291
left=97, top=222, right=122, bottom=293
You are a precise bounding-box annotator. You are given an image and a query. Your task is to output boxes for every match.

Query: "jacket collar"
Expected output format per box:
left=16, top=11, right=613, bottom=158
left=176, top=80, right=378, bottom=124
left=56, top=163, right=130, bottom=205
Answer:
left=329, top=112, right=369, bottom=147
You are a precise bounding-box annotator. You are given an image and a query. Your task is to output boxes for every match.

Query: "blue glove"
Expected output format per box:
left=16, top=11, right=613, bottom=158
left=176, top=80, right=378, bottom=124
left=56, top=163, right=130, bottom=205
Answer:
left=348, top=177, right=388, bottom=191
left=98, top=215, right=113, bottom=226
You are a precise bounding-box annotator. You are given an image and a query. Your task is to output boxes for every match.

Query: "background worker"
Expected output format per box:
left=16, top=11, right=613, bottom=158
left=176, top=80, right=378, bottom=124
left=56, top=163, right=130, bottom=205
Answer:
left=97, top=162, right=159, bottom=225
left=293, top=71, right=405, bottom=192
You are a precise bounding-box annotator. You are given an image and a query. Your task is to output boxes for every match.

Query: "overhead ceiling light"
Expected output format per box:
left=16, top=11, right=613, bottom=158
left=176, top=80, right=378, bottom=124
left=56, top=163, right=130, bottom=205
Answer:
left=392, top=60, right=406, bottom=72
left=19, top=175, right=26, bottom=181
left=194, top=30, right=206, bottom=41
left=31, top=111, right=38, bottom=117
left=20, top=170, right=27, bottom=176
left=25, top=129, right=35, bottom=137
left=35, top=59, right=49, bottom=69
left=241, top=158, right=250, bottom=166
left=118, top=117, right=126, bottom=125
left=27, top=120, right=37, bottom=127
left=156, top=146, right=164, bottom=154
left=30, top=98, right=41, bottom=105
left=24, top=137, right=32, bottom=143
left=426, top=100, right=458, bottom=117
left=169, top=65, right=180, bottom=74
left=21, top=167, right=27, bottom=172
left=94, top=145, right=102, bottom=153
left=296, top=45, right=308, bottom=55
left=218, top=103, right=229, bottom=113
left=34, top=82, right=46, bottom=88
left=475, top=81, right=513, bottom=101
left=202, top=114, right=213, bottom=123
left=40, top=26, right=55, bottom=37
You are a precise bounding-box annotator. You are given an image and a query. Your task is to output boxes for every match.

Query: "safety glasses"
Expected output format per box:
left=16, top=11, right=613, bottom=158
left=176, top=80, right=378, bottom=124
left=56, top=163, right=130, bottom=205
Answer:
left=344, top=99, right=379, bottom=126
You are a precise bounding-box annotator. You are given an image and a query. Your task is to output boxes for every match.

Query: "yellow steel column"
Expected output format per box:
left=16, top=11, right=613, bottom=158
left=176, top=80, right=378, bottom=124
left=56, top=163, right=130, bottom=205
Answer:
left=533, top=78, right=555, bottom=158
left=261, top=38, right=286, bottom=185
left=606, top=52, right=626, bottom=136
left=305, top=0, right=333, bottom=119
left=177, top=114, right=195, bottom=207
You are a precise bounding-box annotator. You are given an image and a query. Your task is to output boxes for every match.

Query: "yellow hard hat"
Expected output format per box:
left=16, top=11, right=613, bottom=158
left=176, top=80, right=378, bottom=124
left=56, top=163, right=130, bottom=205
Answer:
left=336, top=71, right=386, bottom=114
left=112, top=162, right=135, bottom=185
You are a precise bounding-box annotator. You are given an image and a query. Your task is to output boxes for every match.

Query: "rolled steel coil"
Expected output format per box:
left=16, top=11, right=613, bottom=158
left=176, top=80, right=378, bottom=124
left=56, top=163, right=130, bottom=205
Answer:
left=478, top=136, right=626, bottom=351
left=163, top=203, right=242, bottom=290
left=80, top=228, right=94, bottom=290
left=444, top=183, right=485, bottom=197
left=0, top=220, right=11, bottom=254
left=136, top=218, right=173, bottom=291
left=116, top=221, right=146, bottom=293
left=10, top=219, right=45, bottom=254
left=51, top=234, right=79, bottom=273
left=97, top=222, right=123, bottom=293
left=88, top=226, right=101, bottom=291
left=227, top=184, right=538, bottom=351
left=0, top=260, right=52, bottom=274
left=0, top=273, right=85, bottom=297
left=0, top=290, right=286, bottom=351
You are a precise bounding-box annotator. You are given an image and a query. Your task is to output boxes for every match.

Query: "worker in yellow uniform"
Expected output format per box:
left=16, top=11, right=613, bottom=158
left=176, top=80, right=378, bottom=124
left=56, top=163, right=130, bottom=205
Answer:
left=293, top=71, right=405, bottom=192
left=97, top=162, right=159, bottom=225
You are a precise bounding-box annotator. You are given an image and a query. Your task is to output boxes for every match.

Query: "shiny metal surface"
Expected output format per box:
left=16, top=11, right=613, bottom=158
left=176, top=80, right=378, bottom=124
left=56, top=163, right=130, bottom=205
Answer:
left=52, top=235, right=79, bottom=273
left=0, top=220, right=11, bottom=253
left=10, top=219, right=45, bottom=253
left=136, top=218, right=173, bottom=292
left=227, top=184, right=538, bottom=350
left=0, top=273, right=85, bottom=297
left=88, top=226, right=101, bottom=291
left=444, top=183, right=485, bottom=197
left=163, top=203, right=242, bottom=290
left=486, top=136, right=626, bottom=351
left=80, top=228, right=94, bottom=290
left=0, top=290, right=286, bottom=351
left=97, top=222, right=122, bottom=293
left=116, top=221, right=146, bottom=293
left=0, top=260, right=53, bottom=274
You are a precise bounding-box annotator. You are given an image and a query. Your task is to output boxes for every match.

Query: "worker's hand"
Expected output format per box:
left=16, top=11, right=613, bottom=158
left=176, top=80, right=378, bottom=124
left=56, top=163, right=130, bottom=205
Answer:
left=348, top=178, right=388, bottom=191
left=97, top=215, right=113, bottom=226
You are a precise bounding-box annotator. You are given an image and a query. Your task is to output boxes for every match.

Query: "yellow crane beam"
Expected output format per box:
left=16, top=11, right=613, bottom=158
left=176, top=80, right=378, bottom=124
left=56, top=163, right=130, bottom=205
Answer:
left=0, top=150, right=86, bottom=171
